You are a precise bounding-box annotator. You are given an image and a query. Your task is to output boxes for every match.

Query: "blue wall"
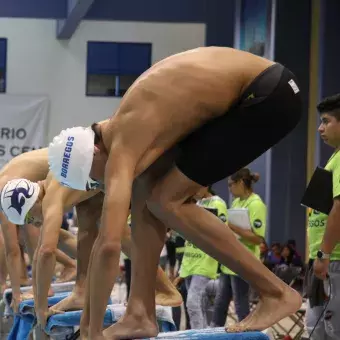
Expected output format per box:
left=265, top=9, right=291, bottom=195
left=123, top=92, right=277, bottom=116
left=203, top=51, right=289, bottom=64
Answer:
left=0, top=0, right=235, bottom=48
left=0, top=0, right=66, bottom=18
left=268, top=0, right=311, bottom=255
left=86, top=0, right=235, bottom=47
left=86, top=0, right=206, bottom=22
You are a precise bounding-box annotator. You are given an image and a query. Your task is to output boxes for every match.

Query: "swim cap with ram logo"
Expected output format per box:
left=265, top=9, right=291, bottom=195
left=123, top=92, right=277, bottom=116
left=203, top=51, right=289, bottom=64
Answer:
left=0, top=179, right=40, bottom=225
left=48, top=126, right=98, bottom=191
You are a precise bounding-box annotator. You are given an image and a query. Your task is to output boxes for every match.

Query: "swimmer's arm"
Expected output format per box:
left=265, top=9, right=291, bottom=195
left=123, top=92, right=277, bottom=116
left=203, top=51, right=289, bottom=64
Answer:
left=0, top=214, right=22, bottom=301
left=228, top=223, right=263, bottom=244
left=35, top=197, right=63, bottom=313
left=320, top=198, right=340, bottom=254
left=88, top=151, right=134, bottom=326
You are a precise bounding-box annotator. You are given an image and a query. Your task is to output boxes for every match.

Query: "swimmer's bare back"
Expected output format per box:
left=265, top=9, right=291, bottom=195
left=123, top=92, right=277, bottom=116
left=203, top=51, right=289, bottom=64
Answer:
left=0, top=148, right=49, bottom=188
left=101, top=47, right=275, bottom=177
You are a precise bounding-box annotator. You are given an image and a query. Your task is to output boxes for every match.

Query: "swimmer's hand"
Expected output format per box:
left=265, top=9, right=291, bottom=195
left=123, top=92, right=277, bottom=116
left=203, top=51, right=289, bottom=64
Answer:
left=36, top=307, right=64, bottom=328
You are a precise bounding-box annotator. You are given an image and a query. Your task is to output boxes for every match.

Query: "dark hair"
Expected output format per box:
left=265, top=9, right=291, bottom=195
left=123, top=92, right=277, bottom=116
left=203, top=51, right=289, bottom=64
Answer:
left=317, top=93, right=340, bottom=120
left=91, top=123, right=101, bottom=145
left=282, top=244, right=294, bottom=262
left=230, top=168, right=260, bottom=190
left=287, top=239, right=296, bottom=248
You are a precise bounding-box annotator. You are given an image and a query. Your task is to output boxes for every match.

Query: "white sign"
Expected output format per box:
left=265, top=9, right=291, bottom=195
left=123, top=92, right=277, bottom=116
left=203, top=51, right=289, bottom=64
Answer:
left=0, top=95, right=49, bottom=169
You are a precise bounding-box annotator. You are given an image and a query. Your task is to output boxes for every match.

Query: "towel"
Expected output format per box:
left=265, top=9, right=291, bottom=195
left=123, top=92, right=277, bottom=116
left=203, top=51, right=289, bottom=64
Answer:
left=6, top=293, right=71, bottom=340
left=3, top=281, right=75, bottom=316
left=45, top=304, right=176, bottom=337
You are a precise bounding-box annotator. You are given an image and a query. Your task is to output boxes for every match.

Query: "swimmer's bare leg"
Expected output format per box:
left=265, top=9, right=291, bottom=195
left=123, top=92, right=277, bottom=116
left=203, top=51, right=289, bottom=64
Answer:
left=54, top=195, right=102, bottom=314
left=103, top=177, right=166, bottom=340
left=80, top=237, right=99, bottom=340
left=74, top=194, right=105, bottom=339
left=120, top=221, right=182, bottom=307
left=147, top=167, right=302, bottom=332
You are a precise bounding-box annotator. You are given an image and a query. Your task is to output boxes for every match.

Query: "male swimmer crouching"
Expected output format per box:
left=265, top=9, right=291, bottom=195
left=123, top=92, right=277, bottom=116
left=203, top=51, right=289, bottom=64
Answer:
left=0, top=148, right=77, bottom=312
left=49, top=47, right=302, bottom=339
left=1, top=174, right=182, bottom=328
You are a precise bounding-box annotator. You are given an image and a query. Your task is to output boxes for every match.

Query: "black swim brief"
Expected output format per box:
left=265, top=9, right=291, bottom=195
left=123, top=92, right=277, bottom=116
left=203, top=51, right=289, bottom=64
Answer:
left=176, top=63, right=302, bottom=186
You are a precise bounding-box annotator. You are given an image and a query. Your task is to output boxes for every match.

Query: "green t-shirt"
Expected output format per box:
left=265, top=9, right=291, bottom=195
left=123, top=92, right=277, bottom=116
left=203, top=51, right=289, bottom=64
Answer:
left=308, top=151, right=340, bottom=260
left=180, top=195, right=228, bottom=280
left=221, top=193, right=266, bottom=275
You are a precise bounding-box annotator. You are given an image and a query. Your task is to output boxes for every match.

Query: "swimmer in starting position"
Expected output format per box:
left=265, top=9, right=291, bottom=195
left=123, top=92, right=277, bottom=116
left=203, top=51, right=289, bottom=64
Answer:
left=0, top=149, right=77, bottom=312
left=1, top=174, right=182, bottom=328
left=48, top=47, right=303, bottom=339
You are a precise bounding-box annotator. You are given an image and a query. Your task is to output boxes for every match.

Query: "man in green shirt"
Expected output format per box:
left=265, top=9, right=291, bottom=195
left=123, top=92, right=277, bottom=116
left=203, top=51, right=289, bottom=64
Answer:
left=308, top=93, right=340, bottom=339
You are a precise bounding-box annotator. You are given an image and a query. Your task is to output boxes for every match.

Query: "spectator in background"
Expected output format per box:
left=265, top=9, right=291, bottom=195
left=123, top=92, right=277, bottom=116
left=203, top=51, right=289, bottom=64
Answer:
left=211, top=168, right=266, bottom=326
left=281, top=244, right=303, bottom=268
left=287, top=239, right=303, bottom=264
left=179, top=187, right=228, bottom=329
left=265, top=243, right=282, bottom=269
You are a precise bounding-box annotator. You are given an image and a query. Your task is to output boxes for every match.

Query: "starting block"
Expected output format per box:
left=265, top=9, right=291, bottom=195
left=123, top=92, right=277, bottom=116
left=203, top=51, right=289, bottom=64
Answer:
left=46, top=304, right=176, bottom=339
left=153, top=328, right=270, bottom=339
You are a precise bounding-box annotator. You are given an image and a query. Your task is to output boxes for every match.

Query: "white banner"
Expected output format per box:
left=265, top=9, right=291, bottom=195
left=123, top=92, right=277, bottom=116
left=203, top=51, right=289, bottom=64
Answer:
left=0, top=95, right=49, bottom=169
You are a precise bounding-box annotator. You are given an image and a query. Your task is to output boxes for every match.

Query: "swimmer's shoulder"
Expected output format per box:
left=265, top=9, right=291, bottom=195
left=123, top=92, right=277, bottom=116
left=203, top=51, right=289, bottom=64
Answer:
left=44, top=172, right=75, bottom=203
left=45, top=173, right=100, bottom=209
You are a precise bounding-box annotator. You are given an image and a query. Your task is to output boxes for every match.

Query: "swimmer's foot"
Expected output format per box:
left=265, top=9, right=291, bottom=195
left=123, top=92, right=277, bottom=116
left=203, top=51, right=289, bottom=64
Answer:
left=21, top=287, right=54, bottom=300
left=155, top=286, right=183, bottom=307
left=51, top=291, right=85, bottom=312
left=228, top=286, right=302, bottom=332
left=56, top=266, right=77, bottom=283
left=154, top=269, right=183, bottom=307
left=227, top=304, right=256, bottom=330
left=80, top=322, right=89, bottom=340
left=103, top=313, right=158, bottom=339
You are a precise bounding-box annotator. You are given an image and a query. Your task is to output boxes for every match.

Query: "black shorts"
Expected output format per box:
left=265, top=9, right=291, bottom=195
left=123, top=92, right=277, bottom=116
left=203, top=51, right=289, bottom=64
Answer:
left=176, top=63, right=302, bottom=186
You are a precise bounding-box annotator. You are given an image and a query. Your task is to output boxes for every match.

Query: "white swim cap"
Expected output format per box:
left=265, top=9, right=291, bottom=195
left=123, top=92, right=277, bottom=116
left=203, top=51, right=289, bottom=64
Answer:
left=48, top=127, right=95, bottom=191
left=0, top=179, right=40, bottom=225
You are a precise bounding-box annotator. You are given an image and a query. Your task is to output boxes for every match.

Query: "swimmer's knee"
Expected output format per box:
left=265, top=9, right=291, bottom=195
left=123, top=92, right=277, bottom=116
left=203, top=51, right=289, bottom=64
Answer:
left=38, top=244, right=57, bottom=258
left=96, top=237, right=121, bottom=256
left=146, top=195, right=176, bottom=219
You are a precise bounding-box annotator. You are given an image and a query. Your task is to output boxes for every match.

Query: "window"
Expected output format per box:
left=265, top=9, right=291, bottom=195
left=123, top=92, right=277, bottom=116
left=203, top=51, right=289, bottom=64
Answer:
left=0, top=38, right=7, bottom=93
left=86, top=42, right=152, bottom=97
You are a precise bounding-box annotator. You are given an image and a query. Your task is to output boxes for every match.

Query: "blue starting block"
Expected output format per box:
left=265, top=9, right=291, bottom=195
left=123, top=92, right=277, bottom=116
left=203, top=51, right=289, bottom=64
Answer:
left=154, top=328, right=270, bottom=339
left=46, top=304, right=176, bottom=339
